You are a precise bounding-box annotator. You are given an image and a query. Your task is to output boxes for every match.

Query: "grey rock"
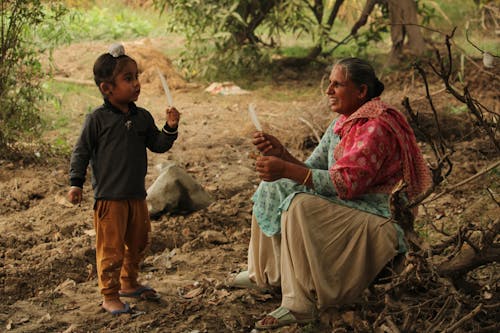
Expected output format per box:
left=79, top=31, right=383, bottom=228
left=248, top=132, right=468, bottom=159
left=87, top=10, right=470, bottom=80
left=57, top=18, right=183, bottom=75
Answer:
left=147, top=162, right=213, bottom=217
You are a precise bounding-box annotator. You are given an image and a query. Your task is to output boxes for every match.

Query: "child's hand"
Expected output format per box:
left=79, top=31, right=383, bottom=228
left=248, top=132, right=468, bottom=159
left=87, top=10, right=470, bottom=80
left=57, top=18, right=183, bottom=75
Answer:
left=166, top=106, right=180, bottom=128
left=68, top=187, right=83, bottom=204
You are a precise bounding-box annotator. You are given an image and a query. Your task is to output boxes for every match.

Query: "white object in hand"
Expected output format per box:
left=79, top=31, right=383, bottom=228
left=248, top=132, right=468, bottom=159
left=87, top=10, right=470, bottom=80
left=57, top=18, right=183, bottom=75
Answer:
left=248, top=103, right=262, bottom=131
left=156, top=67, right=174, bottom=106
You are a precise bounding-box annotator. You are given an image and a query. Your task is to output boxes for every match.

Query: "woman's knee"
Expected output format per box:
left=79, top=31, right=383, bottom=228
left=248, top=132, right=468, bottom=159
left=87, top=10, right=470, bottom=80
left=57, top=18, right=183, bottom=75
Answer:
left=288, top=193, right=316, bottom=212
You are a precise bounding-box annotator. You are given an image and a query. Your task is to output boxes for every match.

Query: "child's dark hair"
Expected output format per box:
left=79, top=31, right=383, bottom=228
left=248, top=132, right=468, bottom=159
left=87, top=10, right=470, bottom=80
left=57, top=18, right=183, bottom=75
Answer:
left=93, top=53, right=136, bottom=87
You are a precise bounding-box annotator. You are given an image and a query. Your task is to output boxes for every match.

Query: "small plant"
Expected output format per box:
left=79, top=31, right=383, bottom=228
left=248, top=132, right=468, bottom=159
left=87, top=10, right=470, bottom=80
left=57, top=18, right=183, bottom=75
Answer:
left=449, top=105, right=468, bottom=114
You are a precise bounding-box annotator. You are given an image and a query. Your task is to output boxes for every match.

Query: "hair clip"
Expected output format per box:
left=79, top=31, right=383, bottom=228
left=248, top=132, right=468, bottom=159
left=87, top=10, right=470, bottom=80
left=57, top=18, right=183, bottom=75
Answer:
left=108, top=43, right=125, bottom=58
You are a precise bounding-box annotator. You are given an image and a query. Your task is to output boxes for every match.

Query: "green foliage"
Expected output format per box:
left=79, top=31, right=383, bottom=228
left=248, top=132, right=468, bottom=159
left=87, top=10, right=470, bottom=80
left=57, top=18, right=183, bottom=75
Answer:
left=351, top=10, right=390, bottom=58
left=154, top=0, right=499, bottom=81
left=0, top=0, right=66, bottom=153
left=35, top=2, right=156, bottom=45
left=153, top=0, right=449, bottom=80
left=430, top=0, right=477, bottom=27
left=449, top=105, right=468, bottom=114
left=417, top=0, right=439, bottom=26
left=154, top=0, right=348, bottom=80
left=277, top=45, right=312, bottom=58
left=41, top=80, right=100, bottom=152
left=154, top=0, right=273, bottom=80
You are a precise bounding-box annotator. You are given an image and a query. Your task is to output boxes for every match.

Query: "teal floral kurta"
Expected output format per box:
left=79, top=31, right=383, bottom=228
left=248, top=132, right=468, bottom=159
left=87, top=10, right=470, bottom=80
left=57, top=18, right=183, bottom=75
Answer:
left=252, top=118, right=406, bottom=252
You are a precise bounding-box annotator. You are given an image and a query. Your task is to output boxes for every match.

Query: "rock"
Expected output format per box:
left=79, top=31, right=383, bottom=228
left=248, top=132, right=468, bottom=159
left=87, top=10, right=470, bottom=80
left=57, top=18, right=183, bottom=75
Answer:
left=150, top=248, right=177, bottom=269
left=146, top=162, right=213, bottom=217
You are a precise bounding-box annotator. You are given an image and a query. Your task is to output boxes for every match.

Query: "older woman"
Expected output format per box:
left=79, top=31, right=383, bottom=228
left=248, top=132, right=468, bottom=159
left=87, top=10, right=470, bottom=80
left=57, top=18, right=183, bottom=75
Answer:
left=231, top=58, right=432, bottom=329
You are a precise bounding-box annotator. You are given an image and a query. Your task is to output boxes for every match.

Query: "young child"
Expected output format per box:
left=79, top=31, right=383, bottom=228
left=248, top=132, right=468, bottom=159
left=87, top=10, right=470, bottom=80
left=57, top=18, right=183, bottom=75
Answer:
left=67, top=43, right=180, bottom=315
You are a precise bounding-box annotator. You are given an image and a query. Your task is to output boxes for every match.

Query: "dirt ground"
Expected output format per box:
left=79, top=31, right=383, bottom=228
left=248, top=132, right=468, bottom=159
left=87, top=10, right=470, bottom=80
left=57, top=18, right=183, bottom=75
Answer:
left=0, top=39, right=498, bottom=332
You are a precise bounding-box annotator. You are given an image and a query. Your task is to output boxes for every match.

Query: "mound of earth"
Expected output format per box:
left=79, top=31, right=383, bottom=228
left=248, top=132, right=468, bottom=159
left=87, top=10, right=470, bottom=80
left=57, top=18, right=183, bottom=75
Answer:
left=47, top=38, right=190, bottom=91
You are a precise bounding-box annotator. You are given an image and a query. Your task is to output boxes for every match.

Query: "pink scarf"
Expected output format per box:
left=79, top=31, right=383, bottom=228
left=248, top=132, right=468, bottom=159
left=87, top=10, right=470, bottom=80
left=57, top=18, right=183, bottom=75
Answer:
left=333, top=98, right=432, bottom=202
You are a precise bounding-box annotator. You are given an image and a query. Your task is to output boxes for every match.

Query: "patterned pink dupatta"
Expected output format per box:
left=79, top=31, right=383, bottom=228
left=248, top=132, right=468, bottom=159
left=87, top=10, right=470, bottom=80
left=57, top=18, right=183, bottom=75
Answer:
left=334, top=99, right=432, bottom=202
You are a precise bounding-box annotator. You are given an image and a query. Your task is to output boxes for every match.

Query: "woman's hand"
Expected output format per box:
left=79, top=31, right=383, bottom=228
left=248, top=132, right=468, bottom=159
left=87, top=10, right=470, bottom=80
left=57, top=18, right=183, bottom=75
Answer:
left=252, top=132, right=284, bottom=157
left=166, top=106, right=180, bottom=128
left=255, top=156, right=286, bottom=181
left=67, top=187, right=82, bottom=205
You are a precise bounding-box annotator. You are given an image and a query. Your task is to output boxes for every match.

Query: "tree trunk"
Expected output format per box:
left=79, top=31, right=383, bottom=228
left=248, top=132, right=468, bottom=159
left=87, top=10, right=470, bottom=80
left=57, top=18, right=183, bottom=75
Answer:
left=387, top=0, right=425, bottom=59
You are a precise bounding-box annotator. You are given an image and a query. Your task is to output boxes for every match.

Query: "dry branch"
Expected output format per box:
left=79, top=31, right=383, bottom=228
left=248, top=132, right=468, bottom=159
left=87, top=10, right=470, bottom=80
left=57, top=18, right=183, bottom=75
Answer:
left=437, top=219, right=500, bottom=278
left=424, top=159, right=500, bottom=203
left=442, top=303, right=483, bottom=332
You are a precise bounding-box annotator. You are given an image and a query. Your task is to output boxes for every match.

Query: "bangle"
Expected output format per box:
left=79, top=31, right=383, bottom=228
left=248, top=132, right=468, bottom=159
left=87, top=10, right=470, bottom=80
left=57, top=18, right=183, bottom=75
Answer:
left=162, top=127, right=178, bottom=135
left=302, top=168, right=312, bottom=185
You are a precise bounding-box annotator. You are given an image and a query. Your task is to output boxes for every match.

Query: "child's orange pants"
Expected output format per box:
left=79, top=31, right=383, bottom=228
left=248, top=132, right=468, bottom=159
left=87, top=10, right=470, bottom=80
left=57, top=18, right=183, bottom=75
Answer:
left=93, top=199, right=151, bottom=301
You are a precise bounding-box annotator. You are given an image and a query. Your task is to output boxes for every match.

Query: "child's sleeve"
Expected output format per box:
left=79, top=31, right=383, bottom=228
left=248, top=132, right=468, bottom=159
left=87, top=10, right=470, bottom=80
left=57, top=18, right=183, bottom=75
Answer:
left=69, top=114, right=94, bottom=188
left=145, top=111, right=178, bottom=153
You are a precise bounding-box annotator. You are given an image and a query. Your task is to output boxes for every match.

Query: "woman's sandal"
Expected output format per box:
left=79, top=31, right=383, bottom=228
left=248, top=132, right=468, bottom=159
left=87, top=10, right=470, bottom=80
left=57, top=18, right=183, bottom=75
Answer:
left=227, top=271, right=256, bottom=289
left=255, top=306, right=316, bottom=330
left=226, top=271, right=273, bottom=293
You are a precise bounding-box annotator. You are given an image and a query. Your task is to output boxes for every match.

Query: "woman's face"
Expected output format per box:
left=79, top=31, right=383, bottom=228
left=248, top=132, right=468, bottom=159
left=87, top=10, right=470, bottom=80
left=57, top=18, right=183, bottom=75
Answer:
left=326, top=65, right=366, bottom=116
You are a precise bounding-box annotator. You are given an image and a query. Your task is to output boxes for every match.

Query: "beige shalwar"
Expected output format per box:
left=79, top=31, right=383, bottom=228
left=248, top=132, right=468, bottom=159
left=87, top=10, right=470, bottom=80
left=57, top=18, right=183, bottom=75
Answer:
left=248, top=193, right=399, bottom=314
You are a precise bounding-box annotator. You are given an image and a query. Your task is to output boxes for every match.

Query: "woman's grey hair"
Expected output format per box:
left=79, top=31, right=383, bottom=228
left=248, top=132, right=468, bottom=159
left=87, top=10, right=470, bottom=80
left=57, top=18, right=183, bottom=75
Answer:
left=335, top=57, right=384, bottom=100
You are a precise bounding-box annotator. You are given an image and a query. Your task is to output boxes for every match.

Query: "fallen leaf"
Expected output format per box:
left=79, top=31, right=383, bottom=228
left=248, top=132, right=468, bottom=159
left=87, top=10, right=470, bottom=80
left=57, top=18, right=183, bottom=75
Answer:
left=37, top=313, right=51, bottom=324
left=483, top=290, right=493, bottom=300
left=62, top=324, right=78, bottom=333
left=182, top=287, right=203, bottom=299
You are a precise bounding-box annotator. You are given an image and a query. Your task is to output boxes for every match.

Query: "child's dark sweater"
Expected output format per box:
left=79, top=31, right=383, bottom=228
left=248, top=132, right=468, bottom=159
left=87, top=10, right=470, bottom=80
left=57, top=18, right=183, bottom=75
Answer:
left=69, top=99, right=178, bottom=200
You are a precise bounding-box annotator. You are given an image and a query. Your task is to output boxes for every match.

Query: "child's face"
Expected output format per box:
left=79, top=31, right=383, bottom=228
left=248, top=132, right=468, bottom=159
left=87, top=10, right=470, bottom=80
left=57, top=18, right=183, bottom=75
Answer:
left=108, top=60, right=140, bottom=108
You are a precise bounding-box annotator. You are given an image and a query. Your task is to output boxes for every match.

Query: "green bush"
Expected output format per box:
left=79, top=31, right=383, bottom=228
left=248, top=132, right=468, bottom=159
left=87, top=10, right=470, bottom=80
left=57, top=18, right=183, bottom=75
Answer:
left=0, top=0, right=67, bottom=155
left=35, top=1, right=164, bottom=45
